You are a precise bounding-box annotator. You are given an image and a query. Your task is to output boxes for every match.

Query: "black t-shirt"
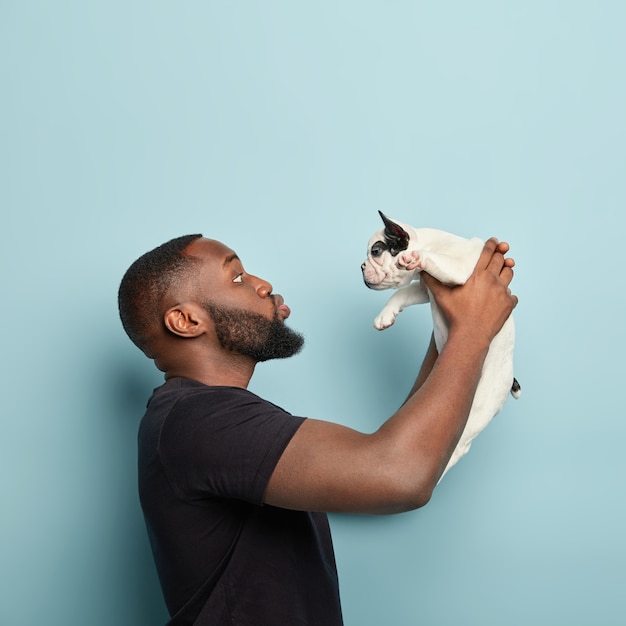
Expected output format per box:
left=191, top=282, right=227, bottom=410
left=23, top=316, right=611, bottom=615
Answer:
left=138, top=377, right=343, bottom=625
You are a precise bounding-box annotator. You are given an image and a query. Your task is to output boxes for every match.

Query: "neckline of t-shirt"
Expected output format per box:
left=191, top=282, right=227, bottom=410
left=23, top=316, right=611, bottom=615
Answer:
left=164, top=376, right=251, bottom=393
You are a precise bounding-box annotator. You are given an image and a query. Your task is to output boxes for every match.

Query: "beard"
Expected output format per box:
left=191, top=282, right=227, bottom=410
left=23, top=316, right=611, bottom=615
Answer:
left=202, top=301, right=304, bottom=362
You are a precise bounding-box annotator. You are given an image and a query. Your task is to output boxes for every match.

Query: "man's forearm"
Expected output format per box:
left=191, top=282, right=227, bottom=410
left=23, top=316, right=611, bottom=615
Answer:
left=403, top=333, right=438, bottom=405
left=378, top=328, right=491, bottom=491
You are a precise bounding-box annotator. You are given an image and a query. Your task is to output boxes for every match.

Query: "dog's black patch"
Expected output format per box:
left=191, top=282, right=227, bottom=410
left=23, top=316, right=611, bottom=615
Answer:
left=379, top=211, right=410, bottom=256
left=370, top=240, right=388, bottom=258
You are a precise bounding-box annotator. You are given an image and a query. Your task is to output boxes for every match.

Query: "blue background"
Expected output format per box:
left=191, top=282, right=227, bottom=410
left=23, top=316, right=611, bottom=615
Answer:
left=2, top=2, right=625, bottom=625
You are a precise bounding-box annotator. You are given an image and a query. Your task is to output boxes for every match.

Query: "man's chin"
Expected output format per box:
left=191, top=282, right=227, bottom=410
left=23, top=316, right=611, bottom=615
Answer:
left=254, top=324, right=305, bottom=362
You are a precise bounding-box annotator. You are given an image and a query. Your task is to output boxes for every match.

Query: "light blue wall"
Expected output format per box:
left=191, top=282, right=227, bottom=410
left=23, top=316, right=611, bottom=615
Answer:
left=2, top=2, right=625, bottom=625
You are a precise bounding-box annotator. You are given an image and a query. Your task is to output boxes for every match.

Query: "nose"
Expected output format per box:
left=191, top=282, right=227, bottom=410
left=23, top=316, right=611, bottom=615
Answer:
left=361, top=262, right=366, bottom=271
left=253, top=275, right=273, bottom=297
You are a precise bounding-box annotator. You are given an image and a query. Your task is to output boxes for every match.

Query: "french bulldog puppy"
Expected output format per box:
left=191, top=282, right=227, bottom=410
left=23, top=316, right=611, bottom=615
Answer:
left=362, top=211, right=520, bottom=479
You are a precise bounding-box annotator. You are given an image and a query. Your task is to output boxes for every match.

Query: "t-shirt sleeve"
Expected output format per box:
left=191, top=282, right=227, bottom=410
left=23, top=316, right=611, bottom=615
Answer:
left=157, top=388, right=304, bottom=505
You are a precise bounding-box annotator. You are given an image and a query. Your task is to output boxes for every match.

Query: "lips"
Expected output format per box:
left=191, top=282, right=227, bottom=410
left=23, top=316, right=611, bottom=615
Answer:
left=274, top=295, right=291, bottom=319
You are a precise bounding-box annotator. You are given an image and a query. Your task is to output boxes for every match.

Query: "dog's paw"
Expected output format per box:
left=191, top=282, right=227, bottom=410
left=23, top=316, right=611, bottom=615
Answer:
left=374, top=310, right=397, bottom=330
left=397, top=250, right=422, bottom=271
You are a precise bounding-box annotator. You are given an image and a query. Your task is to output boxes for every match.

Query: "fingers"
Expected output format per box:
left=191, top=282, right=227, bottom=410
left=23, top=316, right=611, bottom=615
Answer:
left=476, top=237, right=515, bottom=272
left=500, top=265, right=515, bottom=288
left=479, top=239, right=517, bottom=305
left=496, top=241, right=515, bottom=268
left=495, top=241, right=510, bottom=255
left=496, top=239, right=515, bottom=267
left=491, top=239, right=516, bottom=287
left=483, top=238, right=516, bottom=277
left=476, top=237, right=500, bottom=270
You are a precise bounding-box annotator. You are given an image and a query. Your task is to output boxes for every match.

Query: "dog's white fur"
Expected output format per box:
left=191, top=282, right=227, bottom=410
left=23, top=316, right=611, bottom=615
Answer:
left=362, top=213, right=519, bottom=480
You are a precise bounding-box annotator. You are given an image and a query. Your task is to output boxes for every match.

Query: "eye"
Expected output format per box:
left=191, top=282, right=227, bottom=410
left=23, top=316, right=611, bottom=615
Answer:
left=371, top=241, right=386, bottom=258
left=233, top=273, right=244, bottom=283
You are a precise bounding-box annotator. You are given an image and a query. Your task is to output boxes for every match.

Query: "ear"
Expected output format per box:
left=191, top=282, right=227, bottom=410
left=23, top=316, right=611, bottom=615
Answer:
left=163, top=304, right=205, bottom=339
left=378, top=211, right=410, bottom=254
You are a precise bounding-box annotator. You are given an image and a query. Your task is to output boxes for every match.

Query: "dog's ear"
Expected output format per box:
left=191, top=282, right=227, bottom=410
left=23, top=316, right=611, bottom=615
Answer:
left=379, top=211, right=410, bottom=255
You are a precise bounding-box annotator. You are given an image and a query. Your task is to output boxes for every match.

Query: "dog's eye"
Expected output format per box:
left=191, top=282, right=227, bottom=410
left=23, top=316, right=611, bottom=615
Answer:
left=371, top=242, right=386, bottom=257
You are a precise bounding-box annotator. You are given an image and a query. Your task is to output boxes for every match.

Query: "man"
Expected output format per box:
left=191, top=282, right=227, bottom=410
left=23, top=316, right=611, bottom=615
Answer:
left=118, top=234, right=517, bottom=625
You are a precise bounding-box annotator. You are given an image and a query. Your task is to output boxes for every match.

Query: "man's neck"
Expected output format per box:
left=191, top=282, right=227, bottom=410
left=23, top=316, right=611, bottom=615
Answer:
left=164, top=356, right=255, bottom=389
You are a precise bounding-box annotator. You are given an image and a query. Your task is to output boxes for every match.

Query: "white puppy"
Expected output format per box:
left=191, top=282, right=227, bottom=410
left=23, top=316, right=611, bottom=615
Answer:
left=362, top=211, right=520, bottom=479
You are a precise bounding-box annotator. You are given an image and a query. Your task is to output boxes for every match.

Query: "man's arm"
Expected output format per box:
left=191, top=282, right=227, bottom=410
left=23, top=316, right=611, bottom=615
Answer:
left=402, top=333, right=438, bottom=406
left=264, top=238, right=517, bottom=515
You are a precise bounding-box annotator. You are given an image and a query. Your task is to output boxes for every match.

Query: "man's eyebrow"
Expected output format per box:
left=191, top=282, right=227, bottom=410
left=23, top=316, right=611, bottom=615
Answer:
left=223, top=253, right=240, bottom=268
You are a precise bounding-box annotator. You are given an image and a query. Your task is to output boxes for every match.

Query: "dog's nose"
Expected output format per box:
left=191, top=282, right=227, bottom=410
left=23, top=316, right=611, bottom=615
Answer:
left=361, top=262, right=366, bottom=271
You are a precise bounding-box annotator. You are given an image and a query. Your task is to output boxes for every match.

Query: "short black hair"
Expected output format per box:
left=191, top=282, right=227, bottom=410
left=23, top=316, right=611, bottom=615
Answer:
left=118, top=234, right=202, bottom=355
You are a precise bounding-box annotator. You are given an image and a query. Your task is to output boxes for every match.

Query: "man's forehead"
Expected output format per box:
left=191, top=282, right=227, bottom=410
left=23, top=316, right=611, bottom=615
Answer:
left=185, top=237, right=239, bottom=265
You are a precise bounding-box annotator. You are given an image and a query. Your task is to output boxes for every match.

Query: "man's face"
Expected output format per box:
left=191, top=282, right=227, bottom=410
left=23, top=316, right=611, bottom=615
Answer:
left=183, top=238, right=304, bottom=361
